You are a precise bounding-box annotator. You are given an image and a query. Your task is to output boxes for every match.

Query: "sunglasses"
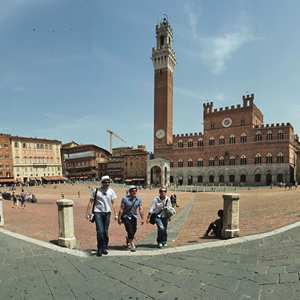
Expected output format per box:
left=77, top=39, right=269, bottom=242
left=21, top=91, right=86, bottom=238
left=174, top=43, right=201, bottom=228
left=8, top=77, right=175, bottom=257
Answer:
left=130, top=189, right=137, bottom=192
left=160, top=190, right=167, bottom=193
left=103, top=181, right=110, bottom=184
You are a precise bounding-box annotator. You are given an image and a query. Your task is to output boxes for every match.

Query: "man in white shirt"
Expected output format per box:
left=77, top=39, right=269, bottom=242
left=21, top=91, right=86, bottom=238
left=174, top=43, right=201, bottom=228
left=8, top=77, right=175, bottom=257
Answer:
left=86, top=175, right=118, bottom=257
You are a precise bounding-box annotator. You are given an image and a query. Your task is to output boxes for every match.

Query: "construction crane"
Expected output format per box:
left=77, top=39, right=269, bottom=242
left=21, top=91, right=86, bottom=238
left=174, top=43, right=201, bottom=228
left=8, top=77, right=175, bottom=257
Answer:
left=107, top=129, right=126, bottom=153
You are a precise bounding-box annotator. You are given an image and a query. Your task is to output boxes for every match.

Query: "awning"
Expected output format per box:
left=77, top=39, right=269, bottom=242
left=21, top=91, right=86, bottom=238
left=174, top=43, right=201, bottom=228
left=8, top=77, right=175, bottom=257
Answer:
left=0, top=178, right=17, bottom=183
left=42, top=176, right=64, bottom=181
left=114, top=177, right=122, bottom=180
left=35, top=177, right=41, bottom=180
left=132, top=178, right=146, bottom=181
left=16, top=178, right=22, bottom=182
left=59, top=176, right=68, bottom=181
left=29, top=177, right=36, bottom=181
left=125, top=179, right=132, bottom=182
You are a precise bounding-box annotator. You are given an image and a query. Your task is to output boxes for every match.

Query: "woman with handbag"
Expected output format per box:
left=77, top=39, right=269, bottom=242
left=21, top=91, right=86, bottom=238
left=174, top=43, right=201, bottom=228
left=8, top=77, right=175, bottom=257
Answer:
left=118, top=185, right=144, bottom=252
left=146, top=186, right=171, bottom=248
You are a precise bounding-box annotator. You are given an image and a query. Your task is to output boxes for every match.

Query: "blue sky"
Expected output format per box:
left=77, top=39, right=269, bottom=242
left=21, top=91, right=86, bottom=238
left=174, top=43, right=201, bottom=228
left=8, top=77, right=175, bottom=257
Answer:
left=1, top=0, right=300, bottom=153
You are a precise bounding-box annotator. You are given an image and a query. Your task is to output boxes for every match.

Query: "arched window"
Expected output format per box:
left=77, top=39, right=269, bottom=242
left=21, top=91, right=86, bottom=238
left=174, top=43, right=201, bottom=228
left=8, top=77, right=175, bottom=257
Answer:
left=209, top=175, right=214, bottom=183
left=277, top=153, right=283, bottom=163
left=209, top=157, right=214, bottom=166
left=219, top=156, right=224, bottom=166
left=229, top=156, right=235, bottom=165
left=188, top=158, right=193, bottom=167
left=219, top=175, right=224, bottom=182
left=178, top=159, right=183, bottom=168
left=255, top=174, right=261, bottom=182
left=240, top=155, right=247, bottom=165
left=255, top=131, right=262, bottom=141
left=188, top=139, right=193, bottom=148
left=178, top=140, right=183, bottom=148
left=241, top=174, right=246, bottom=182
left=229, top=175, right=235, bottom=183
left=209, top=137, right=215, bottom=146
left=277, top=174, right=283, bottom=182
left=241, top=118, right=245, bottom=125
left=277, top=130, right=283, bottom=140
left=266, top=153, right=272, bottom=164
left=198, top=158, right=203, bottom=167
left=211, top=123, right=214, bottom=129
left=267, top=131, right=272, bottom=141
left=229, top=134, right=235, bottom=144
left=255, top=153, right=261, bottom=164
left=198, top=175, right=203, bottom=183
left=219, top=135, right=225, bottom=145
left=198, top=138, right=203, bottom=147
left=170, top=160, right=174, bottom=168
left=240, top=133, right=247, bottom=143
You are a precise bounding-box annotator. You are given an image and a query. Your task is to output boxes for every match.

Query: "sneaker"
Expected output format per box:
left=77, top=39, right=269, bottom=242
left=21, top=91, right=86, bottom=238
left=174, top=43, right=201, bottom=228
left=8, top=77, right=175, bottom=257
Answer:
left=102, top=249, right=108, bottom=255
left=96, top=249, right=102, bottom=257
left=163, top=244, right=168, bottom=247
left=158, top=243, right=163, bottom=248
left=131, top=245, right=136, bottom=252
left=126, top=236, right=130, bottom=247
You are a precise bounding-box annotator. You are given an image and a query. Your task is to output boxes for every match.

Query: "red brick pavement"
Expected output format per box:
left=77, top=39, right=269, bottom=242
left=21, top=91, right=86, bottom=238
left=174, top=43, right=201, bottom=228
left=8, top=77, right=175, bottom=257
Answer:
left=2, top=184, right=299, bottom=251
left=1, top=184, right=190, bottom=252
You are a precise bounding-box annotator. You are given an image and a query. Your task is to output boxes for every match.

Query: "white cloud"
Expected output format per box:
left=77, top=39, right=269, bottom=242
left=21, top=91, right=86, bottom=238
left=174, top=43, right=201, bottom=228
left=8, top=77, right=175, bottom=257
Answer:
left=184, top=5, right=258, bottom=75
left=201, top=26, right=256, bottom=75
left=184, top=3, right=202, bottom=37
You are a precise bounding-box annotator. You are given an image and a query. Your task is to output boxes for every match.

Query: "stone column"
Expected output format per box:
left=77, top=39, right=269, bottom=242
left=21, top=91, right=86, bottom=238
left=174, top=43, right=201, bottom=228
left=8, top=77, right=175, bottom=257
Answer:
left=56, top=199, right=76, bottom=249
left=222, top=193, right=240, bottom=239
left=0, top=192, right=4, bottom=226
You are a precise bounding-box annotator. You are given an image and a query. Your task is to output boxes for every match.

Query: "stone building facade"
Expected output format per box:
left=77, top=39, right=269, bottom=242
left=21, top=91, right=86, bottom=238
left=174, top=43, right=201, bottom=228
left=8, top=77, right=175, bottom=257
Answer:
left=61, top=143, right=110, bottom=181
left=148, top=18, right=298, bottom=186
left=0, top=134, right=14, bottom=184
left=11, top=136, right=63, bottom=183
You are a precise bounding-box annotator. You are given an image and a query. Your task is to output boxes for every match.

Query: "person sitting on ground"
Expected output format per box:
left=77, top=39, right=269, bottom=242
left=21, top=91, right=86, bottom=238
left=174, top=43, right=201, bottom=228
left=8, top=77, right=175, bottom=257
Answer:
left=204, top=209, right=223, bottom=238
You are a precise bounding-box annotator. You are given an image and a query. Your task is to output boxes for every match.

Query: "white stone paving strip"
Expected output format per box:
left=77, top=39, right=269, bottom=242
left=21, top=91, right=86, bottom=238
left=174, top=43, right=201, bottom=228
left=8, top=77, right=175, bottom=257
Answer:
left=1, top=221, right=300, bottom=257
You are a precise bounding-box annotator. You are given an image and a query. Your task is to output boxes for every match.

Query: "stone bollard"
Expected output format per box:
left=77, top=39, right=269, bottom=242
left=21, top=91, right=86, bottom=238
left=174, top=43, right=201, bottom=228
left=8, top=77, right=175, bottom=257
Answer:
left=248, top=186, right=251, bottom=190
left=224, top=186, right=227, bottom=191
left=0, top=192, right=4, bottom=226
left=221, top=193, right=240, bottom=239
left=56, top=199, right=76, bottom=249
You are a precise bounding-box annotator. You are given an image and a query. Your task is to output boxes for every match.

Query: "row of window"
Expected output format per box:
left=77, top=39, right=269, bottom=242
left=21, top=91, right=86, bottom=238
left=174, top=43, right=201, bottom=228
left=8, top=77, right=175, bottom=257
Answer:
left=0, top=144, right=9, bottom=149
left=0, top=155, right=10, bottom=159
left=16, top=157, right=58, bottom=164
left=178, top=173, right=283, bottom=183
left=16, top=167, right=59, bottom=172
left=171, top=153, right=284, bottom=167
left=14, top=142, right=55, bottom=149
left=0, top=165, right=11, bottom=170
left=15, top=150, right=55, bottom=155
left=178, top=131, right=285, bottom=148
left=0, top=172, right=10, bottom=177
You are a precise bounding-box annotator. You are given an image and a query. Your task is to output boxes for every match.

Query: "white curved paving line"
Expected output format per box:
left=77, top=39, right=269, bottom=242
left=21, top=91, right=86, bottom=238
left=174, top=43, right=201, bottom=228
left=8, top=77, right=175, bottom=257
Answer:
left=1, top=221, right=300, bottom=258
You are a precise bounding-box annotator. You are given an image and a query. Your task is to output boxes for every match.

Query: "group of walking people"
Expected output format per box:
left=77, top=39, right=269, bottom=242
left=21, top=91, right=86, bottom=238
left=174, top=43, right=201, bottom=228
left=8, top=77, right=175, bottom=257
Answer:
left=86, top=175, right=173, bottom=257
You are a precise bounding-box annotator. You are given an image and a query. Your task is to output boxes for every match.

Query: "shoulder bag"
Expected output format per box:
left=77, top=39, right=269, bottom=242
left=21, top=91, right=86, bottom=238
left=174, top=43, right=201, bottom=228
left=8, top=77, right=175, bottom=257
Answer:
left=90, top=188, right=98, bottom=223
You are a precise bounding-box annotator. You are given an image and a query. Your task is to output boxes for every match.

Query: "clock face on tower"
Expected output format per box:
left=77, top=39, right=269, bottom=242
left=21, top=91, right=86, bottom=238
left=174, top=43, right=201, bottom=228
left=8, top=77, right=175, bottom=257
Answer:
left=222, top=117, right=232, bottom=128
left=156, top=129, right=165, bottom=139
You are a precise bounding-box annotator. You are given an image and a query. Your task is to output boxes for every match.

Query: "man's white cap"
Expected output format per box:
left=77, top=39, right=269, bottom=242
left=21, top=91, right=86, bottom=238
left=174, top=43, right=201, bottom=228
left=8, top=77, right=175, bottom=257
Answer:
left=129, top=185, right=137, bottom=191
left=101, top=175, right=111, bottom=182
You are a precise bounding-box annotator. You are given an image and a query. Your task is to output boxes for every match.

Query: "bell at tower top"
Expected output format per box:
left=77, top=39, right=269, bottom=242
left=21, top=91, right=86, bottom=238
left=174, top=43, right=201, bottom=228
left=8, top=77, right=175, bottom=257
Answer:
left=151, top=17, right=176, bottom=72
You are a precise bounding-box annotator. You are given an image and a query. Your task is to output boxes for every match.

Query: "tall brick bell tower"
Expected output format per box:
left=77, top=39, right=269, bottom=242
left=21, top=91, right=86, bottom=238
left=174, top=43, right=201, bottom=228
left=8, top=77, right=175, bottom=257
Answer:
left=151, top=18, right=176, bottom=153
